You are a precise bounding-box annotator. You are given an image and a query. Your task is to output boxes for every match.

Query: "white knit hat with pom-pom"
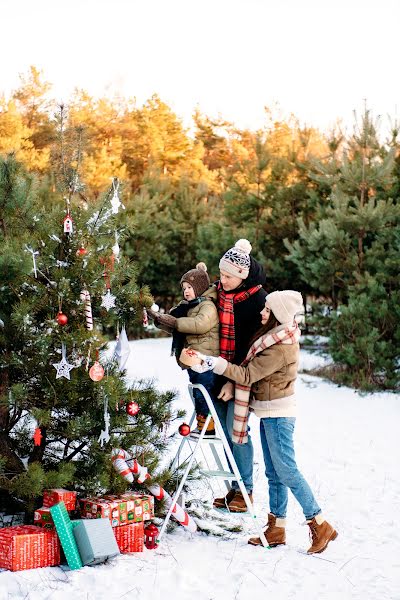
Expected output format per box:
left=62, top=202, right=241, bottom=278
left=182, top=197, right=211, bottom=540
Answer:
left=219, top=239, right=252, bottom=279
left=180, top=262, right=210, bottom=297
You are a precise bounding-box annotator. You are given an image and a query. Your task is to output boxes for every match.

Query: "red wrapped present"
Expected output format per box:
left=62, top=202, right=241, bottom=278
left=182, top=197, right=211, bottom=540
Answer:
left=43, top=489, right=76, bottom=511
left=113, top=522, right=144, bottom=553
left=79, top=494, right=154, bottom=527
left=0, top=525, right=60, bottom=571
left=34, top=508, right=54, bottom=530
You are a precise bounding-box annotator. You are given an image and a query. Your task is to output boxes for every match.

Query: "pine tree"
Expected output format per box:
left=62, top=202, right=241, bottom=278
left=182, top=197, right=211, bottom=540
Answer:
left=0, top=116, right=181, bottom=517
left=286, top=108, right=400, bottom=388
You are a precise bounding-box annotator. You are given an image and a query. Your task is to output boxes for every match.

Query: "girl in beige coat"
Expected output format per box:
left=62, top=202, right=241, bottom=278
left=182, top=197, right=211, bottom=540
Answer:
left=181, top=290, right=337, bottom=554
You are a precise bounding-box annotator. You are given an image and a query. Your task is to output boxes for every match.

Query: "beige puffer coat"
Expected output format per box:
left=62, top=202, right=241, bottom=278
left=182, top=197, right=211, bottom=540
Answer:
left=174, top=286, right=219, bottom=358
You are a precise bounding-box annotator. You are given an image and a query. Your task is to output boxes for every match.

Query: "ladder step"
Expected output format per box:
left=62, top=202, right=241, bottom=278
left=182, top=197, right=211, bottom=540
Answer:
left=188, top=434, right=224, bottom=444
left=200, top=469, right=237, bottom=479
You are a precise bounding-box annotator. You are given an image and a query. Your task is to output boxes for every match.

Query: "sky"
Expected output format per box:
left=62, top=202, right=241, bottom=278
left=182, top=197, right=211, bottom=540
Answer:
left=1, top=0, right=400, bottom=133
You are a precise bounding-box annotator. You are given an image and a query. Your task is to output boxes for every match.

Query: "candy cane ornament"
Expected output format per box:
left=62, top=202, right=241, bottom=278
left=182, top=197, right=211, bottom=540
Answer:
left=111, top=448, right=197, bottom=533
left=80, top=289, right=93, bottom=330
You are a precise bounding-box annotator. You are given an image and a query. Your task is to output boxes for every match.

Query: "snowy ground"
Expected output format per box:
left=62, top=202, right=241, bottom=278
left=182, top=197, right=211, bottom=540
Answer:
left=1, top=337, right=400, bottom=600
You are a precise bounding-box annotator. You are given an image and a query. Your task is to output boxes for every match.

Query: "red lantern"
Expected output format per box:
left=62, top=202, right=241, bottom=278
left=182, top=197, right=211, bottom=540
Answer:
left=144, top=522, right=159, bottom=549
left=126, top=401, right=140, bottom=416
left=56, top=311, right=68, bottom=326
left=89, top=361, right=105, bottom=382
left=178, top=422, right=191, bottom=437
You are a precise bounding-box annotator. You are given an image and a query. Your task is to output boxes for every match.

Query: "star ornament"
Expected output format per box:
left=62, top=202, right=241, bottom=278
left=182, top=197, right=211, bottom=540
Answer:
left=101, top=289, right=116, bottom=311
left=53, top=343, right=75, bottom=380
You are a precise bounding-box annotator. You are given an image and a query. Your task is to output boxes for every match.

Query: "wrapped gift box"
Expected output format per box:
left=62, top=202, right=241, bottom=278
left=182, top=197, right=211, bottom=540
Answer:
left=0, top=525, right=60, bottom=571
left=113, top=522, right=144, bottom=553
left=73, top=518, right=120, bottom=566
left=79, top=494, right=154, bottom=527
left=34, top=508, right=54, bottom=530
left=43, top=489, right=76, bottom=511
left=49, top=502, right=82, bottom=570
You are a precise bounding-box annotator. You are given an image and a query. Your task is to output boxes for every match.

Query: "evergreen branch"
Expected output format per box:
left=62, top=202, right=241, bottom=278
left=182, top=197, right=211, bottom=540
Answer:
left=63, top=440, right=89, bottom=462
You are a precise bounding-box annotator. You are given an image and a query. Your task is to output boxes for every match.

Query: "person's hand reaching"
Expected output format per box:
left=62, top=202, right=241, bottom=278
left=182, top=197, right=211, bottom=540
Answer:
left=218, top=381, right=234, bottom=401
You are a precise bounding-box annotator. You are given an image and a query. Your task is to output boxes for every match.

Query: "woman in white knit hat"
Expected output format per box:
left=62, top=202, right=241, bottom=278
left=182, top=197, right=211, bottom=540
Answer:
left=181, top=290, right=337, bottom=554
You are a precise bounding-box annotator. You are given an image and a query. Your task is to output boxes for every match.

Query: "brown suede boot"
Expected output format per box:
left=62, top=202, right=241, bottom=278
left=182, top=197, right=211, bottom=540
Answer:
left=213, top=488, right=236, bottom=509
left=191, top=415, right=216, bottom=437
left=226, top=490, right=253, bottom=513
left=307, top=514, right=338, bottom=554
left=248, top=513, right=286, bottom=547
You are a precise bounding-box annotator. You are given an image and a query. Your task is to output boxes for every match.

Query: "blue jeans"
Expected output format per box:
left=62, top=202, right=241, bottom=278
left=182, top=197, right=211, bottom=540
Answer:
left=188, top=369, right=217, bottom=417
left=213, top=398, right=254, bottom=493
left=260, top=417, right=321, bottom=520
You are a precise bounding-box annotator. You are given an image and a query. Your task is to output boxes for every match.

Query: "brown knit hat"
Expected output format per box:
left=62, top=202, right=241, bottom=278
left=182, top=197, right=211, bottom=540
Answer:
left=180, top=262, right=210, bottom=298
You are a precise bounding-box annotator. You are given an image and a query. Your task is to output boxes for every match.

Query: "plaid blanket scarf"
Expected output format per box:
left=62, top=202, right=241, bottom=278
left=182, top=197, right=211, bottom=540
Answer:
left=232, top=321, right=301, bottom=444
left=218, top=283, right=262, bottom=361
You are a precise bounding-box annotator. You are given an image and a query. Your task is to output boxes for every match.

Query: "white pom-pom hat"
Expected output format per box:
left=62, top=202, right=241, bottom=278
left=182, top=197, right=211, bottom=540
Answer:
left=180, top=262, right=210, bottom=297
left=265, top=290, right=303, bottom=324
left=219, top=239, right=253, bottom=280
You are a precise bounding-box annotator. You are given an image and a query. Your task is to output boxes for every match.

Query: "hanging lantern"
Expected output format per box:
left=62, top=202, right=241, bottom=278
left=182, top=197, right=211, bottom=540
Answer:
left=144, top=522, right=159, bottom=549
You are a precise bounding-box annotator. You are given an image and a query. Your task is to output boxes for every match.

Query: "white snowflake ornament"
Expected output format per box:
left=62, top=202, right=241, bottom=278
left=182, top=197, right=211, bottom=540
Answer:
left=101, top=289, right=116, bottom=311
left=53, top=343, right=75, bottom=380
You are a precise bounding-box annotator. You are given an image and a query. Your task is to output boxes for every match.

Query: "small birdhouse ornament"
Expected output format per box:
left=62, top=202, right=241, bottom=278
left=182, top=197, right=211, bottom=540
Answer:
left=63, top=198, right=74, bottom=233
left=63, top=214, right=74, bottom=233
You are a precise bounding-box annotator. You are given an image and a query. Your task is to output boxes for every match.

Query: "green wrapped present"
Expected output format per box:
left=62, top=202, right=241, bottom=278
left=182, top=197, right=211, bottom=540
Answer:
left=49, top=501, right=83, bottom=570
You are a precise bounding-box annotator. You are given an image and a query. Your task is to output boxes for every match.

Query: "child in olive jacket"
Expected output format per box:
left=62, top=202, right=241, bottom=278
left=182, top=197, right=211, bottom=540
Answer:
left=181, top=290, right=337, bottom=554
left=149, top=263, right=219, bottom=435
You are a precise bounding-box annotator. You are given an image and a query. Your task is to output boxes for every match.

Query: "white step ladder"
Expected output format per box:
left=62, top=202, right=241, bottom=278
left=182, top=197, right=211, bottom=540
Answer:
left=158, top=383, right=268, bottom=547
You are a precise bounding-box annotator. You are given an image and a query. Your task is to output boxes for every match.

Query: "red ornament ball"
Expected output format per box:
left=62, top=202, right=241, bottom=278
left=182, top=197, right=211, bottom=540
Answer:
left=178, top=422, right=191, bottom=437
left=56, top=311, right=68, bottom=326
left=126, top=400, right=140, bottom=416
left=76, top=246, right=88, bottom=256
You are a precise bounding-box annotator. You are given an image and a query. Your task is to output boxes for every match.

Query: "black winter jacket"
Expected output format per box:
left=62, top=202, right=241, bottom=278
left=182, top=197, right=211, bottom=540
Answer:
left=217, top=256, right=267, bottom=365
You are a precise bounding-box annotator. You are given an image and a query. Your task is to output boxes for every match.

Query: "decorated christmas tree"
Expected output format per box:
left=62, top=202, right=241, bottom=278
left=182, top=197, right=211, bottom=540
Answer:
left=0, top=111, right=181, bottom=518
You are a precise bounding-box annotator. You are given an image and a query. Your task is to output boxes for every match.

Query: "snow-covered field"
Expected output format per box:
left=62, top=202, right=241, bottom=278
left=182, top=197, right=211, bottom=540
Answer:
left=1, top=337, right=399, bottom=600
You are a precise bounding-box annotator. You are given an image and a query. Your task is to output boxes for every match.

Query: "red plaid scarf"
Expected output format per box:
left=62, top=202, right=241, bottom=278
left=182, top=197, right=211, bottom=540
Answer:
left=218, top=284, right=262, bottom=361
left=232, top=322, right=301, bottom=444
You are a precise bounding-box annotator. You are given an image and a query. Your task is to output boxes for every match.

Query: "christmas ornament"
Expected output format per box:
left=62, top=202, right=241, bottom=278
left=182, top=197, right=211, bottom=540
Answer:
left=110, top=178, right=125, bottom=214
left=144, top=523, right=159, bottom=549
left=98, top=394, right=111, bottom=447
left=80, top=289, right=93, bottom=330
left=178, top=423, right=191, bottom=437
left=114, top=325, right=130, bottom=371
left=89, top=361, right=105, bottom=382
left=76, top=246, right=88, bottom=256
left=33, top=427, right=42, bottom=446
left=111, top=448, right=196, bottom=532
left=25, top=245, right=39, bottom=278
left=112, top=231, right=120, bottom=263
left=142, top=307, right=149, bottom=328
left=63, top=198, right=74, bottom=233
left=53, top=343, right=75, bottom=380
left=126, top=400, right=140, bottom=417
left=101, top=289, right=116, bottom=312
left=56, top=311, right=68, bottom=326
